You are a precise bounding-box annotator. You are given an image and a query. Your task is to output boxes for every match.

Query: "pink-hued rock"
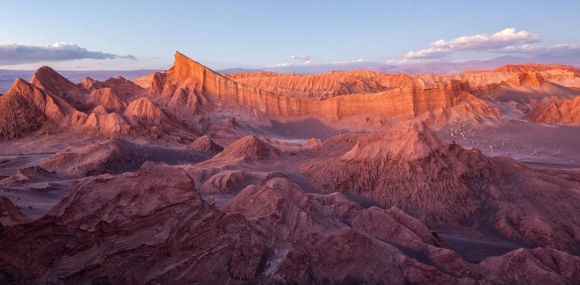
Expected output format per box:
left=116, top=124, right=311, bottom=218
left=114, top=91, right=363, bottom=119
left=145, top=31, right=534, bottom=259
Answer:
left=187, top=135, right=223, bottom=156
left=529, top=96, right=580, bottom=125
left=1, top=53, right=580, bottom=284
left=213, top=135, right=282, bottom=161
left=0, top=163, right=579, bottom=284
left=87, top=88, right=126, bottom=113
left=0, top=196, right=28, bottom=227
left=300, top=121, right=580, bottom=251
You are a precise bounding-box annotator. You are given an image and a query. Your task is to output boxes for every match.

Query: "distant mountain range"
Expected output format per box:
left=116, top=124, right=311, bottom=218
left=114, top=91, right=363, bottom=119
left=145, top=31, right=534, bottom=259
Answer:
left=256, top=55, right=580, bottom=75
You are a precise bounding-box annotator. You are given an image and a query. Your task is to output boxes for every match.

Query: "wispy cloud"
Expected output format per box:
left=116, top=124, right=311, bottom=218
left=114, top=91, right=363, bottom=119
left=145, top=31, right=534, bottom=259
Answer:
left=272, top=55, right=312, bottom=67
left=331, top=58, right=366, bottom=64
left=0, top=43, right=136, bottom=65
left=403, top=28, right=540, bottom=60
left=497, top=42, right=580, bottom=58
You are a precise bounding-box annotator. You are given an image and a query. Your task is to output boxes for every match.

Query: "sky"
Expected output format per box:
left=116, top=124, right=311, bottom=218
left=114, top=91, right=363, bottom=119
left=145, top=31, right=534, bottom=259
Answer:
left=1, top=0, right=580, bottom=70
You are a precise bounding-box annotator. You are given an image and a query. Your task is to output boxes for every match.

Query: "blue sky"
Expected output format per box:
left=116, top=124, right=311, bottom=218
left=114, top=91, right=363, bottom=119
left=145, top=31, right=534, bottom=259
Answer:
left=1, top=0, right=579, bottom=70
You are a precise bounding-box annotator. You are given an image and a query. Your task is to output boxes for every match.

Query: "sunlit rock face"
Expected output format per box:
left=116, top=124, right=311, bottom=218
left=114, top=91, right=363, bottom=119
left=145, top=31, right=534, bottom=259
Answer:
left=1, top=52, right=580, bottom=284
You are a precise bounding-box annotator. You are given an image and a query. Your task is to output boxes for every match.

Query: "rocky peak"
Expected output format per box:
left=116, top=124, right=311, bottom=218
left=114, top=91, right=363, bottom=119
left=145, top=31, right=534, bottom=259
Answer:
left=342, top=121, right=443, bottom=161
left=30, top=66, right=77, bottom=94
left=81, top=77, right=104, bottom=90
left=214, top=135, right=282, bottom=161
left=6, top=78, right=35, bottom=96
left=170, top=51, right=229, bottom=84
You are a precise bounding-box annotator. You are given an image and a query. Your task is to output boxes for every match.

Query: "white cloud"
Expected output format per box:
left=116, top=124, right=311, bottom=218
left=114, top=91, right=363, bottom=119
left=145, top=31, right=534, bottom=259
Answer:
left=331, top=58, right=365, bottom=64
left=0, top=43, right=136, bottom=65
left=497, top=42, right=580, bottom=58
left=403, top=28, right=540, bottom=60
left=271, top=55, right=312, bottom=67
left=290, top=55, right=311, bottom=62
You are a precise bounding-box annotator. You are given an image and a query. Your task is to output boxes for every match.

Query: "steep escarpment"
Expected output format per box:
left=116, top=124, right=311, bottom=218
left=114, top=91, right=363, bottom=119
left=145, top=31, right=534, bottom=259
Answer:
left=145, top=52, right=499, bottom=123
left=229, top=70, right=413, bottom=98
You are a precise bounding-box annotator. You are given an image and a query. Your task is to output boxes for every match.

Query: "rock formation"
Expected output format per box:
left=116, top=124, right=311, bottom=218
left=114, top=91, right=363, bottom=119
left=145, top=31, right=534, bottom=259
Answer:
left=87, top=88, right=126, bottom=113
left=213, top=135, right=282, bottom=161
left=1, top=52, right=580, bottom=284
left=0, top=79, right=67, bottom=139
left=143, top=52, right=500, bottom=124
left=0, top=196, right=28, bottom=227
left=122, top=97, right=167, bottom=125
left=31, top=66, right=87, bottom=109
left=187, top=135, right=223, bottom=155
left=41, top=138, right=208, bottom=176
left=1, top=163, right=579, bottom=284
left=529, top=96, right=580, bottom=125
left=300, top=121, right=580, bottom=250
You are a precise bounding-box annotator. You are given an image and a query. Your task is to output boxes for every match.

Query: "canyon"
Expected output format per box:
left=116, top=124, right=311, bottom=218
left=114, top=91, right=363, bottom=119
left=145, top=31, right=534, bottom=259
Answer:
left=0, top=52, right=579, bottom=284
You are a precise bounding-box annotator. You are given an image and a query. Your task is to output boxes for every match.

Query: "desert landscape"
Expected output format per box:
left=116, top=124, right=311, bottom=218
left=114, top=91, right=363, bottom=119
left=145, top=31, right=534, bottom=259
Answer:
left=0, top=51, right=579, bottom=284
left=1, top=1, right=580, bottom=284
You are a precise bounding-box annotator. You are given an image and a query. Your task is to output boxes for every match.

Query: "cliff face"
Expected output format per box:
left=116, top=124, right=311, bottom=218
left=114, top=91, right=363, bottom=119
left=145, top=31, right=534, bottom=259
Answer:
left=3, top=52, right=578, bottom=141
left=229, top=70, right=414, bottom=98
left=147, top=52, right=498, bottom=122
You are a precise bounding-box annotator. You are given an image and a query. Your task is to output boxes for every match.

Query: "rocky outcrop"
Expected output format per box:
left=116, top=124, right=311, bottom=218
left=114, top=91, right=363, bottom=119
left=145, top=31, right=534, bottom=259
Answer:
left=200, top=170, right=282, bottom=194
left=101, top=76, right=145, bottom=101
left=528, top=96, right=580, bottom=125
left=0, top=79, right=69, bottom=139
left=480, top=248, right=580, bottom=284
left=301, top=122, right=494, bottom=224
left=187, top=135, right=223, bottom=156
left=41, top=138, right=208, bottom=176
left=80, top=77, right=104, bottom=90
left=0, top=76, right=134, bottom=139
left=10, top=166, right=57, bottom=183
left=87, top=88, right=126, bottom=113
left=73, top=111, right=132, bottom=135
left=122, top=97, right=167, bottom=125
left=300, top=122, right=580, bottom=250
left=2, top=163, right=578, bottom=284
left=464, top=64, right=580, bottom=89
left=506, top=72, right=546, bottom=88
left=213, top=135, right=282, bottom=161
left=31, top=66, right=87, bottom=108
left=494, top=63, right=580, bottom=74
left=0, top=196, right=27, bottom=227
